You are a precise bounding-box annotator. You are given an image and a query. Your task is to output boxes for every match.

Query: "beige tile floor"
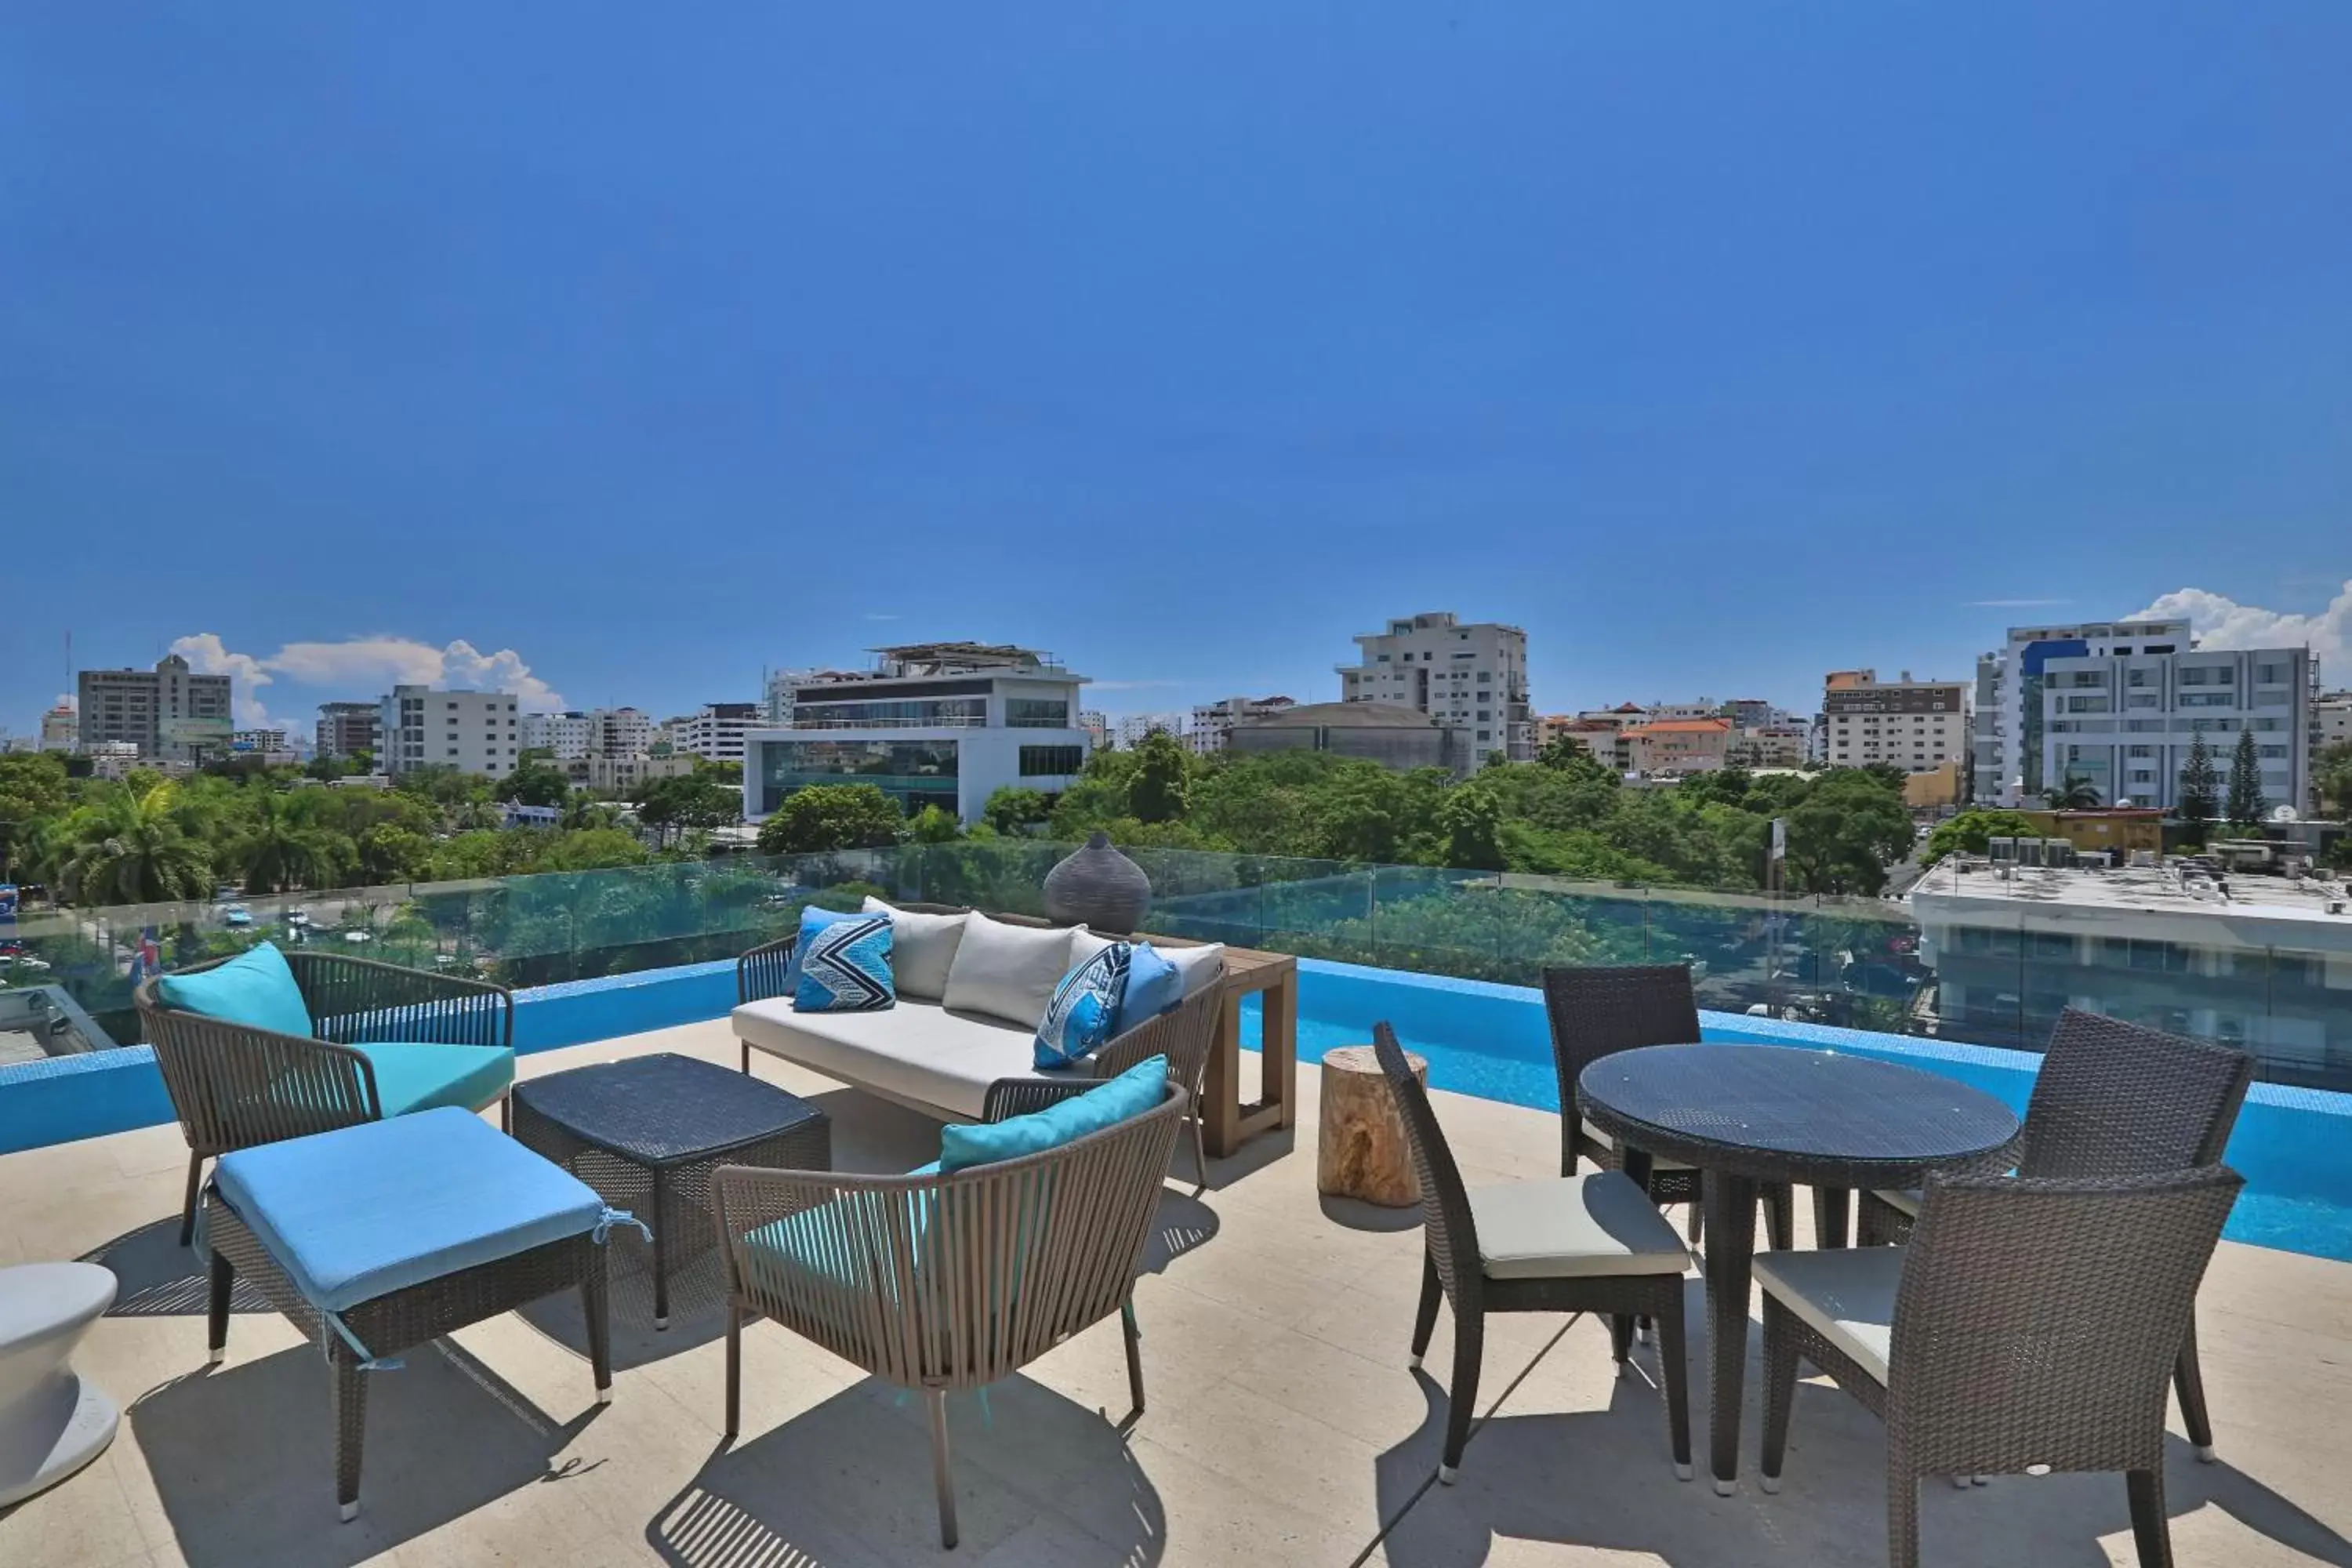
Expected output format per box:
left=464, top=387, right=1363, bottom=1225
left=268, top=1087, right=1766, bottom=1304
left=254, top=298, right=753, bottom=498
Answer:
left=4, top=1019, right=2350, bottom=1567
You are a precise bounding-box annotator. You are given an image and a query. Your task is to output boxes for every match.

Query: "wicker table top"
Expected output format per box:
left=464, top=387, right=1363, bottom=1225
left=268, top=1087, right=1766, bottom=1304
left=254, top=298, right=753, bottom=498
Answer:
left=1577, top=1044, right=2021, bottom=1189
left=512, top=1052, right=828, bottom=1167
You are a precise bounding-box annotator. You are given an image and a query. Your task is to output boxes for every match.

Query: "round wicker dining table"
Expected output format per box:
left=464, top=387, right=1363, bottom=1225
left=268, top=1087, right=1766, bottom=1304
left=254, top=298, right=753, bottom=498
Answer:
left=1578, top=1044, right=2022, bottom=1494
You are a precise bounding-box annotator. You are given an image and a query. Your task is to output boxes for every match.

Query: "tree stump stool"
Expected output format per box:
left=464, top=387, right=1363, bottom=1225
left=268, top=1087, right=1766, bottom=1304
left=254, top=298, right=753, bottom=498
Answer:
left=1318, top=1045, right=1426, bottom=1207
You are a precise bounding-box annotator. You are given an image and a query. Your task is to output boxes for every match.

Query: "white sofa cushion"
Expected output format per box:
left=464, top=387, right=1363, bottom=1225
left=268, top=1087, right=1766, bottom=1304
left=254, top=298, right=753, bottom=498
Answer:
left=1162, top=942, right=1226, bottom=997
left=733, top=996, right=1043, bottom=1120
left=1068, top=928, right=1117, bottom=969
left=1752, top=1245, right=1904, bottom=1386
left=861, top=897, right=968, bottom=1001
left=940, top=915, right=1076, bottom=1030
left=1466, top=1171, right=1690, bottom=1280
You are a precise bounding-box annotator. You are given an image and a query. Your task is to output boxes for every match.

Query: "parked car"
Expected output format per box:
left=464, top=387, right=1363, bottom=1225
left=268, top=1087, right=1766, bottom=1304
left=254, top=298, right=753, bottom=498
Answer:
left=223, top=905, right=252, bottom=928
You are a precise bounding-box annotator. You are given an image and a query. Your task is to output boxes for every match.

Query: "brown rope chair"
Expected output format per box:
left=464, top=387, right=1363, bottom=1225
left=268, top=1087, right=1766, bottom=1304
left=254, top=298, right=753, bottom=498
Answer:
left=1760, top=1164, right=2243, bottom=1568
left=1375, top=1023, right=1693, bottom=1485
left=136, top=949, right=514, bottom=1245
left=1857, top=1007, right=2253, bottom=1461
left=1542, top=964, right=1793, bottom=1249
left=713, top=1075, right=1189, bottom=1549
left=739, top=931, right=1223, bottom=1188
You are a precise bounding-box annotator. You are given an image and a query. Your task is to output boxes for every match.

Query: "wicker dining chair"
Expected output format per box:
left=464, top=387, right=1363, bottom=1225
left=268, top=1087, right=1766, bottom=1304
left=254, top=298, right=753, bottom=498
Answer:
left=1542, top=964, right=1792, bottom=1249
left=1857, top=1007, right=2253, bottom=1461
left=713, top=1076, right=1188, bottom=1549
left=739, top=930, right=1223, bottom=1189
left=1375, top=1024, right=1693, bottom=1484
left=136, top=950, right=515, bottom=1245
left=1759, top=1165, right=2243, bottom=1568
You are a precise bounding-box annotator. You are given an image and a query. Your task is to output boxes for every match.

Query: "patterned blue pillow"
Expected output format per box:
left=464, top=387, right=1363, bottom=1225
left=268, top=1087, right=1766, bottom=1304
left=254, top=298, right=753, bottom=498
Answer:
left=1033, top=941, right=1131, bottom=1071
left=783, top=906, right=869, bottom=995
left=793, top=913, right=895, bottom=1013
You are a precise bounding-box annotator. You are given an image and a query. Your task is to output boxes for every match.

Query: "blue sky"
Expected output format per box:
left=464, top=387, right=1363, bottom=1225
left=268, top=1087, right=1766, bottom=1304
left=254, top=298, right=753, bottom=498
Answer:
left=5, top=5, right=2349, bottom=736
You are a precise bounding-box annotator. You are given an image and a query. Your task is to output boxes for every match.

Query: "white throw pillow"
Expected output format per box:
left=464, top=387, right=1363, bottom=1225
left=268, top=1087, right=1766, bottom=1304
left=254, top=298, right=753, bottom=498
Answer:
left=862, top=897, right=969, bottom=1002
left=1162, top=942, right=1227, bottom=997
left=941, top=915, right=1078, bottom=1030
left=1067, top=927, right=1117, bottom=969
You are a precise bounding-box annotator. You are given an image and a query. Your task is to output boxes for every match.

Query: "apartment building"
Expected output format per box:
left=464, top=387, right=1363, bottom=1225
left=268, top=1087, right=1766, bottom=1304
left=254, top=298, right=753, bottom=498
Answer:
left=1335, top=612, right=1533, bottom=766
left=1971, top=620, right=2314, bottom=811
left=520, top=707, right=652, bottom=762
left=77, top=655, right=233, bottom=762
left=378, top=686, right=521, bottom=777
left=1622, top=717, right=1733, bottom=775
left=1113, top=713, right=1186, bottom=750
left=314, top=701, right=381, bottom=761
left=2319, top=691, right=2352, bottom=751
left=1728, top=723, right=1813, bottom=769
left=1821, top=670, right=1969, bottom=774
left=670, top=702, right=761, bottom=765
left=38, top=705, right=78, bottom=752
left=743, top=642, right=1091, bottom=823
left=1189, top=695, right=1295, bottom=754
left=229, top=729, right=299, bottom=763
left=1077, top=710, right=1109, bottom=750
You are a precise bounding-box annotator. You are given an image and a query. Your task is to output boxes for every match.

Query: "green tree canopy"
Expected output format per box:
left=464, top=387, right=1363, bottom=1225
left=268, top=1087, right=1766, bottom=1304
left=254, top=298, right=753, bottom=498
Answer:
left=2225, top=728, right=2267, bottom=827
left=1921, top=808, right=2043, bottom=866
left=982, top=786, right=1051, bottom=835
left=2178, top=733, right=2220, bottom=842
left=1127, top=730, right=1191, bottom=824
left=755, top=784, right=905, bottom=855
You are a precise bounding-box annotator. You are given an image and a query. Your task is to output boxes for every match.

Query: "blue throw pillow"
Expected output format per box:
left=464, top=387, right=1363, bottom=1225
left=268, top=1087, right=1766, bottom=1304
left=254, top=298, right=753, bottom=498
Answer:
left=783, top=906, right=870, bottom=997
left=939, top=1054, right=1167, bottom=1174
left=793, top=913, right=895, bottom=1012
left=158, top=942, right=314, bottom=1040
left=1116, top=942, right=1185, bottom=1033
left=1033, top=941, right=1131, bottom=1070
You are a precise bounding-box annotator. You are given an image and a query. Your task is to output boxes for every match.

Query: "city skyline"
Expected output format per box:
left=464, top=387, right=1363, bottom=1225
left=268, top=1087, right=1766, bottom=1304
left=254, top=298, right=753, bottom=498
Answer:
left=8, top=9, right=2350, bottom=736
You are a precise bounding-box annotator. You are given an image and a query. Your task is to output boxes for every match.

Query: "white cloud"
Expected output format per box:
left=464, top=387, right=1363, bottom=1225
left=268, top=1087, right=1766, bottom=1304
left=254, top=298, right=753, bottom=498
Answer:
left=2127, top=579, right=2352, bottom=673
left=169, top=633, right=569, bottom=729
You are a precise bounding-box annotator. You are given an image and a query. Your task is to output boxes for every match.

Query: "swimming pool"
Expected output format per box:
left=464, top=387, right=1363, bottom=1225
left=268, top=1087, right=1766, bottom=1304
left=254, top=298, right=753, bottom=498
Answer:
left=1242, top=957, right=2352, bottom=1264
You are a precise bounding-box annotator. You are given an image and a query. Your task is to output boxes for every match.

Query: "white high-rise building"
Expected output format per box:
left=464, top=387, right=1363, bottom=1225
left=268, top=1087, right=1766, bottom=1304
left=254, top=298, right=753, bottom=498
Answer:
left=38, top=704, right=78, bottom=752
left=379, top=686, right=522, bottom=777
left=1820, top=670, right=1970, bottom=774
left=1970, top=619, right=2316, bottom=812
left=1113, top=713, right=1186, bottom=750
left=521, top=711, right=594, bottom=759
left=1189, top=695, right=1295, bottom=754
left=1336, top=612, right=1532, bottom=766
left=671, top=703, right=761, bottom=764
left=78, top=655, right=233, bottom=762
left=1077, top=710, right=1109, bottom=750
left=521, top=707, right=652, bottom=761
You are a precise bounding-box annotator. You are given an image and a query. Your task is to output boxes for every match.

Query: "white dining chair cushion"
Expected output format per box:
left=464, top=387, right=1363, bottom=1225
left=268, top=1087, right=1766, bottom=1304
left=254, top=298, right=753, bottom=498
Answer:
left=1753, top=1244, right=1905, bottom=1387
left=1468, top=1171, right=1692, bottom=1280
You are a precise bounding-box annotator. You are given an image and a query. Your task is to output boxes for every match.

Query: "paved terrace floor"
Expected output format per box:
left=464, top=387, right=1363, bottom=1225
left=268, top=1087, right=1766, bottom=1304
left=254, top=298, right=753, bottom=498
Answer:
left=5, top=1022, right=2352, bottom=1568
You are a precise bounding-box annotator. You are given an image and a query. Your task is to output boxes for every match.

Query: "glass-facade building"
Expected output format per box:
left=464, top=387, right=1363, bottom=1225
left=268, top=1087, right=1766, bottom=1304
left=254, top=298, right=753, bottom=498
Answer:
left=757, top=739, right=960, bottom=815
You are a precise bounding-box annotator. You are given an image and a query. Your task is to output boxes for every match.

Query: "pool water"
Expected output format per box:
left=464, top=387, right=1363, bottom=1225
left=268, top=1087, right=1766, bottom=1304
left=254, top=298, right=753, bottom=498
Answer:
left=1240, top=988, right=2352, bottom=1265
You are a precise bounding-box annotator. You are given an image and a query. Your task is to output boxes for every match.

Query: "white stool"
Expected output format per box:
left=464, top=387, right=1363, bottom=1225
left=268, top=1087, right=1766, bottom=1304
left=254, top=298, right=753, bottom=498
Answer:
left=0, top=1263, right=119, bottom=1508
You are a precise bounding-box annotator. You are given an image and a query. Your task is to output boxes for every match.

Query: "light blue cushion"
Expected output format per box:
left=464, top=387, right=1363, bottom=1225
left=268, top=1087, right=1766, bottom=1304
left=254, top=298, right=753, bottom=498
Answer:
left=1116, top=942, right=1184, bottom=1033
left=209, top=1107, right=604, bottom=1313
left=1033, top=942, right=1131, bottom=1070
left=738, top=1165, right=936, bottom=1308
left=353, top=1042, right=514, bottom=1118
left=158, top=942, right=314, bottom=1040
left=782, top=906, right=868, bottom=995
left=793, top=913, right=895, bottom=1012
left=939, top=1054, right=1167, bottom=1174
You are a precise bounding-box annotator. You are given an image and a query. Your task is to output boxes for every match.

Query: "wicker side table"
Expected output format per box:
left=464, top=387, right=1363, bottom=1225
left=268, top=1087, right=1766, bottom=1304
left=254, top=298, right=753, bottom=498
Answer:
left=512, top=1053, right=831, bottom=1328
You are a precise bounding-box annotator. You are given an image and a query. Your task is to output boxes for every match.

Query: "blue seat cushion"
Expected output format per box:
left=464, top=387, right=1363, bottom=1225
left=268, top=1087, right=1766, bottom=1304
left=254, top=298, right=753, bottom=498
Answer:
left=738, top=1162, right=938, bottom=1311
left=159, top=942, right=314, bottom=1040
left=782, top=906, right=869, bottom=996
left=353, top=1043, right=515, bottom=1118
left=793, top=912, right=895, bottom=1013
left=210, top=1106, right=604, bottom=1312
left=938, top=1054, right=1167, bottom=1174
left=1114, top=942, right=1184, bottom=1034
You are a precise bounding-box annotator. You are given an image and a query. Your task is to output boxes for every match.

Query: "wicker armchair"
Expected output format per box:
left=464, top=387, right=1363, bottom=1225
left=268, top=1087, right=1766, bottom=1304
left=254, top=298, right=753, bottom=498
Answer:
left=1376, top=1024, right=1693, bottom=1485
left=713, top=1076, right=1189, bottom=1549
left=136, top=950, right=515, bottom=1245
left=1857, top=1007, right=2253, bottom=1461
left=1759, top=1165, right=2243, bottom=1568
left=1542, top=964, right=1791, bottom=1249
left=738, top=931, right=1222, bottom=1188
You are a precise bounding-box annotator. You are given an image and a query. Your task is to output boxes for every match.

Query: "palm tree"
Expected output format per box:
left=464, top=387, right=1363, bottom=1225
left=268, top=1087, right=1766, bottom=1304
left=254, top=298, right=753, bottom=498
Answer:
left=237, top=786, right=338, bottom=894
left=58, top=782, right=213, bottom=906
left=2041, top=774, right=2101, bottom=810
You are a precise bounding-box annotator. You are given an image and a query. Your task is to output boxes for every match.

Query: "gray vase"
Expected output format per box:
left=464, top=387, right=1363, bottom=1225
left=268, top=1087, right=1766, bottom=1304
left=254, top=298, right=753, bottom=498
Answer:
left=1042, top=832, right=1152, bottom=934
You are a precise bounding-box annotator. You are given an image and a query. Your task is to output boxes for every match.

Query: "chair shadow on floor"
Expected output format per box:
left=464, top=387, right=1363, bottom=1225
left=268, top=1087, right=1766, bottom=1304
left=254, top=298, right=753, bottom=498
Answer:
left=1367, top=1283, right=2352, bottom=1568
left=78, top=1216, right=270, bottom=1316
left=650, top=1374, right=1167, bottom=1566
left=127, top=1338, right=607, bottom=1568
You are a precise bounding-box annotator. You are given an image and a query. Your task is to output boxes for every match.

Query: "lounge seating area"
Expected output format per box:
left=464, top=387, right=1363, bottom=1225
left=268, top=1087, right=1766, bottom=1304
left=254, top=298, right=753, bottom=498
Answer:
left=5, top=924, right=2352, bottom=1566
